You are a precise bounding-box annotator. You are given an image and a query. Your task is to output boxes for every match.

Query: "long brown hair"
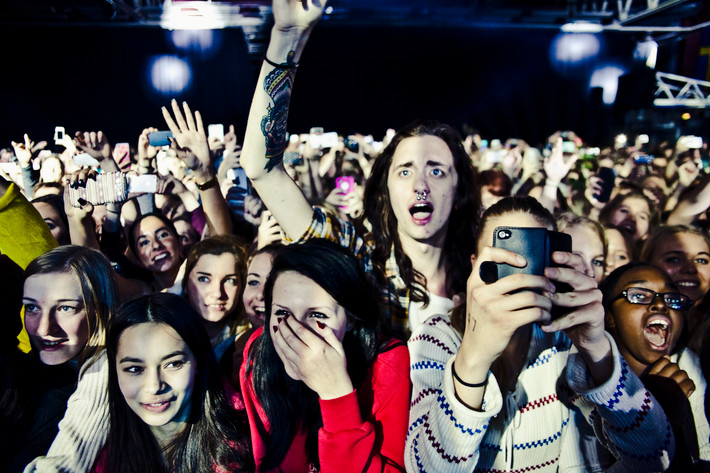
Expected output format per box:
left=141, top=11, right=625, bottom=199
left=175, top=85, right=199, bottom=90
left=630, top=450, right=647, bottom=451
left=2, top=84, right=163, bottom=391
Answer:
left=363, top=120, right=480, bottom=304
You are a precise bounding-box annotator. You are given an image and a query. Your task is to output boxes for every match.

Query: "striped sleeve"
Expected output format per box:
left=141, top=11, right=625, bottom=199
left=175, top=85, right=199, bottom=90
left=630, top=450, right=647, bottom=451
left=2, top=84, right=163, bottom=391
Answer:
left=567, top=333, right=675, bottom=472
left=406, top=315, right=502, bottom=473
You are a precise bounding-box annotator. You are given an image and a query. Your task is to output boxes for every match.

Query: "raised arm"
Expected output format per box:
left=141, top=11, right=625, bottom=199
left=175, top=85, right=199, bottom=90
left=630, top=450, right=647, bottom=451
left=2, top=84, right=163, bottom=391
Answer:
left=162, top=100, right=232, bottom=235
left=240, top=0, right=327, bottom=240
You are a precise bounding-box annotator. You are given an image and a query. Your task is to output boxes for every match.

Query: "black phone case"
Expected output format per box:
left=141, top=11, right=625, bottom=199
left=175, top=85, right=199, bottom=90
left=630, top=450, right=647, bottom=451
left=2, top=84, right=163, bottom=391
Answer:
left=493, top=226, right=548, bottom=279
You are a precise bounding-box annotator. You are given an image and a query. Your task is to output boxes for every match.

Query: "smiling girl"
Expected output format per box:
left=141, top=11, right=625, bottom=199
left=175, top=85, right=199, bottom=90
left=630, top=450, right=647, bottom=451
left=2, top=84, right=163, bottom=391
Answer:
left=93, top=293, right=251, bottom=473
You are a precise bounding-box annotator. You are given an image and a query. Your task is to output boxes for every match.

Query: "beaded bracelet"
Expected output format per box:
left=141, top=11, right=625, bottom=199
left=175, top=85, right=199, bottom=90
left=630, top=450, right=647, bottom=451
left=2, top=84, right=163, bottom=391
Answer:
left=452, top=362, right=488, bottom=388
left=264, top=56, right=298, bottom=69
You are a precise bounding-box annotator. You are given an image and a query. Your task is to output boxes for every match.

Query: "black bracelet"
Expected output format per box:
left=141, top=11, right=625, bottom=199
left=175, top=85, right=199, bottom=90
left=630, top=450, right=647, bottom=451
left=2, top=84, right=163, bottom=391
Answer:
left=452, top=362, right=488, bottom=388
left=264, top=56, right=298, bottom=69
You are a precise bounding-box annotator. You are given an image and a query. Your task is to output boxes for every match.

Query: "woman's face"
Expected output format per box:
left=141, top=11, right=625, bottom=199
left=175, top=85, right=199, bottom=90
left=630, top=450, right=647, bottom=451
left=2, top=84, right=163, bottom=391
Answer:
left=607, top=266, right=685, bottom=375
left=269, top=271, right=348, bottom=380
left=116, top=322, right=196, bottom=438
left=386, top=135, right=458, bottom=246
left=563, top=223, right=605, bottom=283
left=607, top=196, right=651, bottom=240
left=242, top=252, right=273, bottom=328
left=23, top=271, right=89, bottom=365
left=187, top=253, right=240, bottom=323
left=132, top=216, right=182, bottom=274
left=33, top=202, right=70, bottom=246
left=605, top=228, right=631, bottom=276
left=648, top=232, right=710, bottom=304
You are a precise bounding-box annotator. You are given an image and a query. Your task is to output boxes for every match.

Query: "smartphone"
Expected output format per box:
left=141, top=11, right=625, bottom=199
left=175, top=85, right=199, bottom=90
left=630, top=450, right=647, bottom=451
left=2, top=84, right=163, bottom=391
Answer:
left=284, top=151, right=303, bottom=166
left=634, top=154, right=654, bottom=165
left=54, top=126, right=65, bottom=144
left=481, top=226, right=573, bottom=317
left=486, top=150, right=505, bottom=164
left=343, top=137, right=359, bottom=153
left=73, top=152, right=100, bottom=167
left=68, top=172, right=128, bottom=207
left=335, top=175, right=355, bottom=210
left=148, top=131, right=173, bottom=147
left=562, top=141, right=576, bottom=154
left=594, top=166, right=616, bottom=203
left=311, top=131, right=339, bottom=149
left=226, top=167, right=250, bottom=195
left=335, top=175, right=355, bottom=195
left=208, top=124, right=224, bottom=141
left=128, top=174, right=158, bottom=194
left=685, top=136, right=703, bottom=149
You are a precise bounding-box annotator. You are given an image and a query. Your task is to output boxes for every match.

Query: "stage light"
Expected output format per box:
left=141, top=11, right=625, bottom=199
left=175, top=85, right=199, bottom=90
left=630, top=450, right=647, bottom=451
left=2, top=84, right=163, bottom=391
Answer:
left=589, top=65, right=626, bottom=105
left=149, top=55, right=193, bottom=95
left=634, top=35, right=658, bottom=69
left=560, top=21, right=604, bottom=34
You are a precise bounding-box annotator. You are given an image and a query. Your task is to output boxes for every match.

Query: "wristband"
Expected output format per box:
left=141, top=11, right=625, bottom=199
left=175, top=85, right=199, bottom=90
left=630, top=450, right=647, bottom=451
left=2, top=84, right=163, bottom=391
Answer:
left=195, top=177, right=218, bottom=191
left=264, top=56, right=298, bottom=69
left=452, top=362, right=488, bottom=388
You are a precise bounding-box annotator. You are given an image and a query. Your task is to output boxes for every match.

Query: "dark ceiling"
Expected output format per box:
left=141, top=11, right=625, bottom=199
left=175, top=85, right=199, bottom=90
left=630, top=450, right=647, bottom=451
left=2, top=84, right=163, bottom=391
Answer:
left=0, top=0, right=704, bottom=29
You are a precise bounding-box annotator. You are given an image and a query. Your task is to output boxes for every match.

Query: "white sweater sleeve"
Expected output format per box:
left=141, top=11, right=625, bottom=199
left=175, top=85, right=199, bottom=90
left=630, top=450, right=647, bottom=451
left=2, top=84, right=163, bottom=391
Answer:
left=567, top=333, right=675, bottom=472
left=405, top=315, right=503, bottom=473
left=24, top=351, right=109, bottom=473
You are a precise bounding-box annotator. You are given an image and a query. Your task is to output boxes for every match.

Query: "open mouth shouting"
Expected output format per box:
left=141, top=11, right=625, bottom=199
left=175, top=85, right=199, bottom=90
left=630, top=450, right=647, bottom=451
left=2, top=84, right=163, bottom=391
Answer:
left=409, top=201, right=434, bottom=225
left=643, top=315, right=672, bottom=352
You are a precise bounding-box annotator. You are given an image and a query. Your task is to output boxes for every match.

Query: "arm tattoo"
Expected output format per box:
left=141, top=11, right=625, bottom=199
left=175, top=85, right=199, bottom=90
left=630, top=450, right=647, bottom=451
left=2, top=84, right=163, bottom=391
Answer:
left=260, top=51, right=297, bottom=172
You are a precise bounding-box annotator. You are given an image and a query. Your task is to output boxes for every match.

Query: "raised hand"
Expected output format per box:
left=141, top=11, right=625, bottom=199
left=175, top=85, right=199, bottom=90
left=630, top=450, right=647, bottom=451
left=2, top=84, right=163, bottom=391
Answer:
left=645, top=355, right=695, bottom=398
left=272, top=0, right=329, bottom=33
left=137, top=127, right=160, bottom=170
left=74, top=131, right=117, bottom=172
left=11, top=134, right=46, bottom=169
left=257, top=210, right=284, bottom=249
left=162, top=100, right=212, bottom=183
left=271, top=314, right=353, bottom=399
left=461, top=248, right=554, bottom=365
left=543, top=138, right=578, bottom=184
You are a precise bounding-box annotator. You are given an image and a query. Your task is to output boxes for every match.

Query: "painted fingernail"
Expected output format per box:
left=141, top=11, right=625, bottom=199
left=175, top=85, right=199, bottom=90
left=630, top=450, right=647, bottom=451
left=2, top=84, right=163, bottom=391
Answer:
left=78, top=198, right=87, bottom=206
left=272, top=325, right=278, bottom=333
left=283, top=313, right=289, bottom=320
left=276, top=317, right=284, bottom=324
left=316, top=321, right=326, bottom=329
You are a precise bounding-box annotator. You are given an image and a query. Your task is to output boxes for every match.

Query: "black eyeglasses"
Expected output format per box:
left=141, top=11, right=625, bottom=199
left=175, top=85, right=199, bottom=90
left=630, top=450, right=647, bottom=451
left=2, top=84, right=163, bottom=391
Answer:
left=612, top=287, right=693, bottom=311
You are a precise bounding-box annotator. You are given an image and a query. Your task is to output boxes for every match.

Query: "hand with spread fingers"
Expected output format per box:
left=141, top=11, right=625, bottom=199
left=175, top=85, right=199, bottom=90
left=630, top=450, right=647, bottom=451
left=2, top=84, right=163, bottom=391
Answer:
left=270, top=314, right=353, bottom=400
left=74, top=131, right=118, bottom=173
left=162, top=100, right=212, bottom=183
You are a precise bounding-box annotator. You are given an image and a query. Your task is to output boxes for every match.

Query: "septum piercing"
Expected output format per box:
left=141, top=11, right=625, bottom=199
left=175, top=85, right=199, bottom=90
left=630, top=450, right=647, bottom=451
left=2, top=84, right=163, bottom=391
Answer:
left=415, top=190, right=428, bottom=201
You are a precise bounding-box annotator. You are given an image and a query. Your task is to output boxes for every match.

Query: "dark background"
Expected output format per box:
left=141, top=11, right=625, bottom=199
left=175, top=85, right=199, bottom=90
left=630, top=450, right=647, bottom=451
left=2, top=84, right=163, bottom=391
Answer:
left=0, top=19, right=705, bottom=151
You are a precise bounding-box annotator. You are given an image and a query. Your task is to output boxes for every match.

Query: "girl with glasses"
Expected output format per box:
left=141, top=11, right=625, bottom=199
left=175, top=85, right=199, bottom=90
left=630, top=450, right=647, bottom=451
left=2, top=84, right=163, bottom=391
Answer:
left=601, top=262, right=710, bottom=467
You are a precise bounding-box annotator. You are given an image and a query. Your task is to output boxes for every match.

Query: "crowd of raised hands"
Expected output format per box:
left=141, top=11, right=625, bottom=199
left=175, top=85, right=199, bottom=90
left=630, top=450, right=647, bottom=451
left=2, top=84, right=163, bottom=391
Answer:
left=3, top=0, right=710, bottom=472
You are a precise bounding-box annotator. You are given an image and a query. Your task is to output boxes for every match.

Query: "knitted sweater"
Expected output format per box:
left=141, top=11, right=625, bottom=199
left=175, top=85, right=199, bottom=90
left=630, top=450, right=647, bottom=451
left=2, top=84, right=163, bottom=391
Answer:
left=406, top=315, right=674, bottom=473
left=240, top=328, right=411, bottom=473
left=23, top=351, right=109, bottom=473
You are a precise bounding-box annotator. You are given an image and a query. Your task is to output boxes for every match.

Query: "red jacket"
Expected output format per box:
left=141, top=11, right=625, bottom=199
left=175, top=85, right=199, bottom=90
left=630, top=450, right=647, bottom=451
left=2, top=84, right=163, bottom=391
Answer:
left=239, top=328, right=410, bottom=473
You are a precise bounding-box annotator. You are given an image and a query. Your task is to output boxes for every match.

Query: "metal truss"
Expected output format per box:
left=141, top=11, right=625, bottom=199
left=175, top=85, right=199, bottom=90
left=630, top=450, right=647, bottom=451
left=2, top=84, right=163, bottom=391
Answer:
left=654, top=72, right=710, bottom=107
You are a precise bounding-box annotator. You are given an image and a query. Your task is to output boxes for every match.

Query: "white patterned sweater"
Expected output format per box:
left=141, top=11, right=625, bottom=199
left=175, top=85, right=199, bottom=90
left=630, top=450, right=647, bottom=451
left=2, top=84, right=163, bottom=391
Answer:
left=406, top=315, right=675, bottom=473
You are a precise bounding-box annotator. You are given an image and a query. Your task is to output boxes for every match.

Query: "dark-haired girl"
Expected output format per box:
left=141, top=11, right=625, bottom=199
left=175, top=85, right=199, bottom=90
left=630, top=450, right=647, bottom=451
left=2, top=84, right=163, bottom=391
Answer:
left=240, top=239, right=409, bottom=473
left=92, top=293, right=252, bottom=473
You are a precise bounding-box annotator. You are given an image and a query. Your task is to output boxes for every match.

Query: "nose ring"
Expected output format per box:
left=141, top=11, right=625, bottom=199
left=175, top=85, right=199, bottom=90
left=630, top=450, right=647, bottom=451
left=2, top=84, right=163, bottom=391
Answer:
left=415, top=191, right=428, bottom=201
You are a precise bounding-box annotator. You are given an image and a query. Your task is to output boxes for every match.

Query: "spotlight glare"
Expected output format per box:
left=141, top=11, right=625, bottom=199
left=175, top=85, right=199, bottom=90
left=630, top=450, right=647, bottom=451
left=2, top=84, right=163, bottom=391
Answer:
left=590, top=65, right=626, bottom=105
left=149, top=55, right=192, bottom=95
